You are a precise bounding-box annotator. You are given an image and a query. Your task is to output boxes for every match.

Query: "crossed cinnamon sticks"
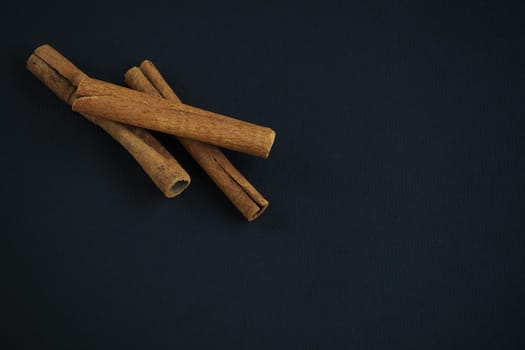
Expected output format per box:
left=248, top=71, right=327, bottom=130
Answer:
left=27, top=44, right=274, bottom=221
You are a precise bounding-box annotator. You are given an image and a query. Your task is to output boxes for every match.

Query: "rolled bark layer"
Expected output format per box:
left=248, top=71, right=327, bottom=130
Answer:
left=71, top=77, right=276, bottom=158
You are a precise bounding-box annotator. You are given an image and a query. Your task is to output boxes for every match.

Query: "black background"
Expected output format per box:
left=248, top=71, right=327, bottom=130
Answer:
left=2, top=1, right=525, bottom=348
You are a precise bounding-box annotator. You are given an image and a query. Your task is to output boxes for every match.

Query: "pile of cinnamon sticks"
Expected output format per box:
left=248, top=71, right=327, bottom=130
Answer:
left=27, top=45, right=275, bottom=221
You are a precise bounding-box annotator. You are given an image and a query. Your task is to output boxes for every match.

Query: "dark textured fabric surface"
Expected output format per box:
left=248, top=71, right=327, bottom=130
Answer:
left=2, top=1, right=524, bottom=348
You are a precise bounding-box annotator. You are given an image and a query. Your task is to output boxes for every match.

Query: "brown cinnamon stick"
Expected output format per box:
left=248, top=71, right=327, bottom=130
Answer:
left=71, top=77, right=276, bottom=158
left=125, top=61, right=269, bottom=221
left=27, top=45, right=190, bottom=197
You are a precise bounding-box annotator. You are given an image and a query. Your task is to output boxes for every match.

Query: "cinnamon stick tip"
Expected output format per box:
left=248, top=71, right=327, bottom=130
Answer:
left=123, top=66, right=140, bottom=80
left=263, top=128, right=276, bottom=158
left=164, top=177, right=191, bottom=198
left=25, top=53, right=38, bottom=70
left=246, top=201, right=269, bottom=221
left=34, top=43, right=54, bottom=55
left=139, top=59, right=154, bottom=70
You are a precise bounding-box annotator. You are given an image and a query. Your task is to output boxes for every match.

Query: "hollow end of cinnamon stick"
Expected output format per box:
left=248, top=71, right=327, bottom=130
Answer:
left=154, top=167, right=190, bottom=198
left=166, top=179, right=190, bottom=198
left=242, top=191, right=269, bottom=221
left=248, top=205, right=268, bottom=221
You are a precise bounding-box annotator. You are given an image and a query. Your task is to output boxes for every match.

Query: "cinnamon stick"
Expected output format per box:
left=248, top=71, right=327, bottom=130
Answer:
left=27, top=45, right=190, bottom=197
left=71, top=78, right=276, bottom=158
left=125, top=61, right=269, bottom=221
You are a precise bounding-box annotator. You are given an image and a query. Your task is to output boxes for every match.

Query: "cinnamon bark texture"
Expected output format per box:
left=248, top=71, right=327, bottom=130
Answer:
left=26, top=45, right=190, bottom=197
left=125, top=61, right=269, bottom=221
left=71, top=78, right=276, bottom=158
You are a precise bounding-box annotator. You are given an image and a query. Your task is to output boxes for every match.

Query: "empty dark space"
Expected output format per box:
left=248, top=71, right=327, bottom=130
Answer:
left=2, top=1, right=524, bottom=349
